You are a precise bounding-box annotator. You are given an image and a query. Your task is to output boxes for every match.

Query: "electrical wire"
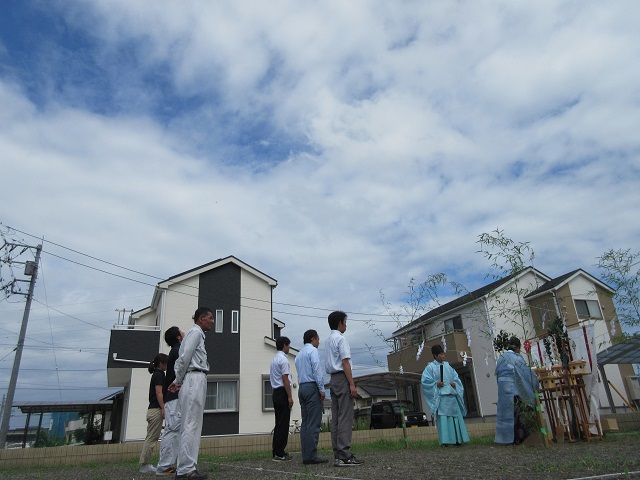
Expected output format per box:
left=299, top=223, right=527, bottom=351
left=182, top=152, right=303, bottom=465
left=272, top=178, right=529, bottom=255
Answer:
left=3, top=224, right=404, bottom=320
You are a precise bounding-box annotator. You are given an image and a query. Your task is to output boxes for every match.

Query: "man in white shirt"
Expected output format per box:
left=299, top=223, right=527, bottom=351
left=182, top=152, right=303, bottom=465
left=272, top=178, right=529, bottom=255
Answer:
left=324, top=311, right=364, bottom=467
left=295, top=329, right=328, bottom=465
left=169, top=307, right=213, bottom=480
left=270, top=336, right=294, bottom=461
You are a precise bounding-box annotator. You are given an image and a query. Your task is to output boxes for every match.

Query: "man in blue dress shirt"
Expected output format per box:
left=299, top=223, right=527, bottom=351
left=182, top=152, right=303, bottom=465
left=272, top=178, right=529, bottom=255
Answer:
left=295, top=329, right=328, bottom=465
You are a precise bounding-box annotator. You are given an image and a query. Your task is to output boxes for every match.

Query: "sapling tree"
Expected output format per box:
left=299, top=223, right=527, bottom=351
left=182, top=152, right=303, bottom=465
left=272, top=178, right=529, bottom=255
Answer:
left=477, top=228, right=539, bottom=358
left=596, top=248, right=640, bottom=335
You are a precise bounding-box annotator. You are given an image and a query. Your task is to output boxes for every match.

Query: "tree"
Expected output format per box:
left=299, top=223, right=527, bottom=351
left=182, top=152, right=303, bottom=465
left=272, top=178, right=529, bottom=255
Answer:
left=380, top=274, right=450, bottom=333
left=596, top=248, right=640, bottom=332
left=477, top=228, right=538, bottom=350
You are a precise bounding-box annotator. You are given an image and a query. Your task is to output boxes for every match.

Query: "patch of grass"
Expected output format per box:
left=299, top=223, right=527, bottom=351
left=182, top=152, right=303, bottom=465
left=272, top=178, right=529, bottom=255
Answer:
left=603, top=430, right=640, bottom=442
left=469, top=435, right=495, bottom=445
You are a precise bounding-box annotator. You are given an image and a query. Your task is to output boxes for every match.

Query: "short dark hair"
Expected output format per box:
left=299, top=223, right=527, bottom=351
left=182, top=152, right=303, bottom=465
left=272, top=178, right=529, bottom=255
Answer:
left=328, top=310, right=347, bottom=330
left=164, top=326, right=181, bottom=347
left=276, top=336, right=291, bottom=351
left=508, top=336, right=521, bottom=350
left=431, top=344, right=444, bottom=357
left=193, top=307, right=212, bottom=323
left=303, top=329, right=318, bottom=344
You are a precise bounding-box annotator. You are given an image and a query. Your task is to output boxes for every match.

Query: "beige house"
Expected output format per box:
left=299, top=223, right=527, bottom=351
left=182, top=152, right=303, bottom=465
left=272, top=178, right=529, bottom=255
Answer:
left=387, top=267, right=634, bottom=420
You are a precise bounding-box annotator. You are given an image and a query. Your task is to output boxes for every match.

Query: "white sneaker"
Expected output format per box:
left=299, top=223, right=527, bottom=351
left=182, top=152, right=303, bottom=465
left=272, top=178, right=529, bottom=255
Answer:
left=140, top=464, right=157, bottom=474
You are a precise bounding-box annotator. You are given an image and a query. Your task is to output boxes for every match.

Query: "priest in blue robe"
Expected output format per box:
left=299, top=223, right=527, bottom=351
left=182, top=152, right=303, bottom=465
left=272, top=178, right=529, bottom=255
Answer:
left=495, top=336, right=539, bottom=445
left=421, top=344, right=470, bottom=446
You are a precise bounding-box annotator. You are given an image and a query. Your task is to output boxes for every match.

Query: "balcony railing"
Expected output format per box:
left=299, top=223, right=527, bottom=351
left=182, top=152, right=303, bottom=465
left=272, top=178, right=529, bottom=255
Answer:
left=111, top=324, right=160, bottom=331
left=388, top=330, right=469, bottom=375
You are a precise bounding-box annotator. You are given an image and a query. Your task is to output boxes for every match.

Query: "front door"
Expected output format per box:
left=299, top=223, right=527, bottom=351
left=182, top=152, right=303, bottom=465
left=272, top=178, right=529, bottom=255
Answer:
left=458, top=367, right=479, bottom=417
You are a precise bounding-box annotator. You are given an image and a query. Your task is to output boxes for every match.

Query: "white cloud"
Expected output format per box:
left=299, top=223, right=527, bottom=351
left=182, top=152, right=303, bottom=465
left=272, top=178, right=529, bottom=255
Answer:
left=1, top=1, right=639, bottom=411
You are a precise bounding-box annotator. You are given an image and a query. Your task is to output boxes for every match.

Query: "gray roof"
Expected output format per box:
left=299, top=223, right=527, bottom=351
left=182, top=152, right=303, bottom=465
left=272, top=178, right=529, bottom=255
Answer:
left=596, top=333, right=640, bottom=366
left=393, top=267, right=549, bottom=336
left=525, top=268, right=614, bottom=299
left=14, top=390, right=124, bottom=414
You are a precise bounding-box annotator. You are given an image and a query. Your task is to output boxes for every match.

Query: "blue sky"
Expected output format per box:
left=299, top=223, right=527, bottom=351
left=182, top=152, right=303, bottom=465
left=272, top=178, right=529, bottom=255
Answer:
left=1, top=1, right=639, bottom=428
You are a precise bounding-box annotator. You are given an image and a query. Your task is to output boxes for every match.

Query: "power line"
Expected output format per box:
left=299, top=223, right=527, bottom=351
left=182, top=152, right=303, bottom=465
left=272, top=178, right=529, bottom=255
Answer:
left=3, top=224, right=403, bottom=320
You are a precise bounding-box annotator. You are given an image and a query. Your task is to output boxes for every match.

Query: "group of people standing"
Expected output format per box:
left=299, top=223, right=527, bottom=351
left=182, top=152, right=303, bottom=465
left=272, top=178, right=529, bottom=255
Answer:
left=139, top=307, right=213, bottom=480
left=269, top=310, right=364, bottom=467
left=138, top=305, right=539, bottom=478
left=421, top=336, right=539, bottom=447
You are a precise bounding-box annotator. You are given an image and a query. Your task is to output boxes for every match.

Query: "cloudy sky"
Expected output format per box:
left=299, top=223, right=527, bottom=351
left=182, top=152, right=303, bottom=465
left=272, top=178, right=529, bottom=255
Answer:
left=1, top=1, right=639, bottom=427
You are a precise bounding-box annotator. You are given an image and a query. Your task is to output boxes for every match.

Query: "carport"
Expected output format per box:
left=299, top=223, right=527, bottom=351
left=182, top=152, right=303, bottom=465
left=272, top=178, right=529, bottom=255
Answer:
left=14, top=390, right=123, bottom=448
left=596, top=333, right=640, bottom=413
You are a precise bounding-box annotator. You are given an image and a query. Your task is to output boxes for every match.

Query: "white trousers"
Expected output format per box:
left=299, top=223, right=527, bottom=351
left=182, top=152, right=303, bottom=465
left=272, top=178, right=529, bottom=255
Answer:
left=177, top=372, right=206, bottom=475
left=156, top=399, right=181, bottom=471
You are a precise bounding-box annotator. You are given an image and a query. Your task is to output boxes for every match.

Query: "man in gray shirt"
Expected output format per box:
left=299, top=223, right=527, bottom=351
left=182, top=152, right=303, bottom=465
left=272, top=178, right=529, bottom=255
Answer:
left=170, top=307, right=214, bottom=480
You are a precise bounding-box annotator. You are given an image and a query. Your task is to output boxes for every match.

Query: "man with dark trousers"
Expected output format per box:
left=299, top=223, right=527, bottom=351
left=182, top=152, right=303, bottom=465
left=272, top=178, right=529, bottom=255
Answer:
left=295, top=329, right=328, bottom=465
left=325, top=311, right=364, bottom=467
left=270, top=336, right=294, bottom=461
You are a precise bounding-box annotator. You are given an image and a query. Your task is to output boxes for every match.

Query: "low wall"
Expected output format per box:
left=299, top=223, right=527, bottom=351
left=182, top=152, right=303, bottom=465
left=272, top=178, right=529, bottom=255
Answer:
left=0, top=423, right=493, bottom=469
left=2, top=413, right=637, bottom=469
left=601, top=411, right=640, bottom=431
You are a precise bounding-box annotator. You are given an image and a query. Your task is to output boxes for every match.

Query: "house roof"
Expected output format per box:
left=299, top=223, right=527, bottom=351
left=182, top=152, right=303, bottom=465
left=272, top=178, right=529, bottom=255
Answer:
left=358, top=385, right=396, bottom=397
left=393, top=267, right=549, bottom=337
left=148, top=255, right=278, bottom=309
left=159, top=255, right=278, bottom=288
left=353, top=371, right=422, bottom=391
left=525, top=268, right=615, bottom=300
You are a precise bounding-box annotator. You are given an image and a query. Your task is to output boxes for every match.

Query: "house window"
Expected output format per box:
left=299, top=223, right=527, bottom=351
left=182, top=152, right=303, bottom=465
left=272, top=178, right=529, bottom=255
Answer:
left=262, top=374, right=274, bottom=411
left=205, top=378, right=238, bottom=412
left=574, top=300, right=602, bottom=320
left=444, top=315, right=463, bottom=333
left=215, top=310, right=224, bottom=333
left=231, top=310, right=239, bottom=333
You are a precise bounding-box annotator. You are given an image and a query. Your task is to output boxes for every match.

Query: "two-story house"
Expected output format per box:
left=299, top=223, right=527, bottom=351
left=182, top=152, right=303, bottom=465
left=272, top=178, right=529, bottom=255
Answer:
left=107, top=256, right=301, bottom=441
left=387, top=267, right=633, bottom=421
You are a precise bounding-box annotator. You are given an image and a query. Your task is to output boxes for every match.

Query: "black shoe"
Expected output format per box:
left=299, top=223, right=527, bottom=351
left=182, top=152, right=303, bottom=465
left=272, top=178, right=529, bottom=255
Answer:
left=303, top=457, right=329, bottom=465
left=273, top=453, right=292, bottom=461
left=175, top=470, right=208, bottom=480
left=335, top=455, right=364, bottom=467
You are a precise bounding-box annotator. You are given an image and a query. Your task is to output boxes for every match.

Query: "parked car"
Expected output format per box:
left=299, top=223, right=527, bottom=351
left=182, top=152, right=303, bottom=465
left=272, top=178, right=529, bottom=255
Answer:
left=369, top=400, right=429, bottom=429
left=353, top=406, right=371, bottom=429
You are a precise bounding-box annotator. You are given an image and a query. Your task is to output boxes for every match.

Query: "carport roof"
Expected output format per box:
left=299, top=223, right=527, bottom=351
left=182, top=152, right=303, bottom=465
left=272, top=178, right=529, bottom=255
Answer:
left=596, top=333, right=640, bottom=366
left=354, top=371, right=422, bottom=391
left=15, top=400, right=115, bottom=415
left=14, top=390, right=124, bottom=415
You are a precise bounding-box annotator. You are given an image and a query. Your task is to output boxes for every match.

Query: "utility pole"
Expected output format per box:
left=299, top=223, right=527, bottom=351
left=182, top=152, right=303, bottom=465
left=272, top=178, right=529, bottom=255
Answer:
left=0, top=243, right=42, bottom=449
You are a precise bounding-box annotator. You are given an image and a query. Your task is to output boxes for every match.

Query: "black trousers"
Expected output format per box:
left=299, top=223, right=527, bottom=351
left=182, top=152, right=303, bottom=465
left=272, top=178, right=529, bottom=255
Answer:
left=272, top=387, right=290, bottom=456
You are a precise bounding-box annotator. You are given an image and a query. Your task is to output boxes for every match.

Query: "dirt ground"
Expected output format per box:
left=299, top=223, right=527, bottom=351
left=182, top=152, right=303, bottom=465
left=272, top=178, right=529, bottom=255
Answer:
left=2, top=432, right=639, bottom=480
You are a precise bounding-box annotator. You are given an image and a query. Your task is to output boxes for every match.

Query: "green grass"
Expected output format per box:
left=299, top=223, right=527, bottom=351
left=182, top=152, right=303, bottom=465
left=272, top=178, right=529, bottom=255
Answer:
left=3, top=430, right=638, bottom=475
